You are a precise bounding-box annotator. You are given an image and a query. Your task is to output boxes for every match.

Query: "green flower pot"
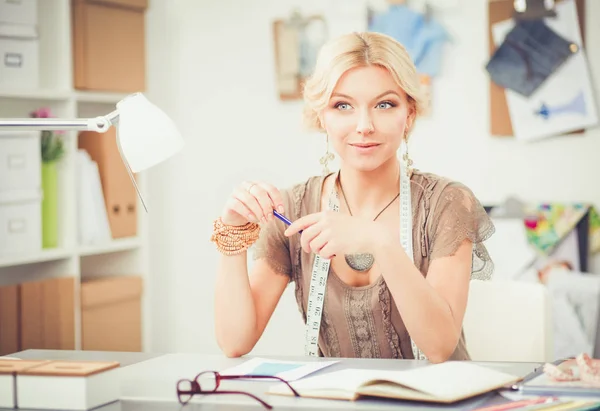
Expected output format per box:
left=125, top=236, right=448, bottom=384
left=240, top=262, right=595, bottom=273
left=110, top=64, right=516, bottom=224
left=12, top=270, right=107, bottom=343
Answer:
left=41, top=161, right=59, bottom=248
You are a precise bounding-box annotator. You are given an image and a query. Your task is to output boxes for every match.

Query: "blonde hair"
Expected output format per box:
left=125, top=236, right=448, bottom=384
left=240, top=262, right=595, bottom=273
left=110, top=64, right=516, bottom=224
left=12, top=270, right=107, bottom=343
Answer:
left=302, top=32, right=427, bottom=133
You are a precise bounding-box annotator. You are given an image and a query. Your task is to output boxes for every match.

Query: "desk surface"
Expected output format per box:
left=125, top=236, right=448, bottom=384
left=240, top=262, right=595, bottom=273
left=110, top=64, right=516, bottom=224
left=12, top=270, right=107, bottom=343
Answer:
left=7, top=350, right=541, bottom=411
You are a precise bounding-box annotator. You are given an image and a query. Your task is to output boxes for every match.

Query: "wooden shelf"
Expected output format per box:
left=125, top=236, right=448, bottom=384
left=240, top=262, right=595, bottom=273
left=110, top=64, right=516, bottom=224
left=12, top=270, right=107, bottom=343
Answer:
left=0, top=0, right=150, bottom=353
left=78, top=237, right=141, bottom=257
left=0, top=88, right=71, bottom=101
left=74, top=91, right=131, bottom=104
left=0, top=248, right=73, bottom=268
left=0, top=89, right=132, bottom=104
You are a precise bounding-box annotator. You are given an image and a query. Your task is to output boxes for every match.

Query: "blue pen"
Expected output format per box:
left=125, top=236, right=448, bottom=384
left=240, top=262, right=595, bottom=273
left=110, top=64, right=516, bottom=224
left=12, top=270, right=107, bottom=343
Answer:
left=273, top=209, right=292, bottom=225
left=273, top=209, right=302, bottom=233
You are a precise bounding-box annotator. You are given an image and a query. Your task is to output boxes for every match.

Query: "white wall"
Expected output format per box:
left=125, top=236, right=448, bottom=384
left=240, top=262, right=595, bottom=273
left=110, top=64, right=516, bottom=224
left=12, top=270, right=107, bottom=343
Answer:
left=144, top=0, right=600, bottom=354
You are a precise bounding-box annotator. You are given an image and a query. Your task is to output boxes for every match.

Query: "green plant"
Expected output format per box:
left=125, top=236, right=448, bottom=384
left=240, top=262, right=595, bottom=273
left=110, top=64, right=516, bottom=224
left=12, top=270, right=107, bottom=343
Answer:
left=40, top=130, right=65, bottom=163
left=30, top=107, right=65, bottom=163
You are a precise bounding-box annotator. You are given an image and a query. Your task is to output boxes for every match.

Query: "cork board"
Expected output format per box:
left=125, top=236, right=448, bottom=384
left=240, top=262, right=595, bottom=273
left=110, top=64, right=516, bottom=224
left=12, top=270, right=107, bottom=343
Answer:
left=488, top=0, right=586, bottom=136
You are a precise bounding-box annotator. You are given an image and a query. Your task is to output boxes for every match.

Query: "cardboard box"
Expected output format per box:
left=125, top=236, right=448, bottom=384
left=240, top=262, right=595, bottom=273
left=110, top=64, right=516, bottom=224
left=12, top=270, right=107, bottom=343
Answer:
left=0, top=285, right=19, bottom=356
left=19, top=277, right=76, bottom=350
left=81, top=276, right=143, bottom=352
left=78, top=128, right=138, bottom=239
left=72, top=0, right=148, bottom=92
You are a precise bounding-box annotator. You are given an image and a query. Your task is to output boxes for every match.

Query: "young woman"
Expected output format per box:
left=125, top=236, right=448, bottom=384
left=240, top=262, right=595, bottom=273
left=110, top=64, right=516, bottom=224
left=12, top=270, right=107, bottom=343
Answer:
left=211, top=32, right=494, bottom=363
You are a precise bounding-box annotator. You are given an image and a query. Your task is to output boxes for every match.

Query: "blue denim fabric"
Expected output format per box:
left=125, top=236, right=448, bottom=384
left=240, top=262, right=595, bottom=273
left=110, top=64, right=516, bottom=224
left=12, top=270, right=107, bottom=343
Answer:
left=368, top=5, right=448, bottom=77
left=486, top=19, right=578, bottom=97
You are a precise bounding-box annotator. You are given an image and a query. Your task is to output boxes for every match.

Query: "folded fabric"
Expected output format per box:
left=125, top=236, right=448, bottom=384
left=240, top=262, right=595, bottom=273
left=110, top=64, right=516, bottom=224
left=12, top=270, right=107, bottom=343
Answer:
left=524, top=203, right=600, bottom=256
left=486, top=19, right=579, bottom=97
left=368, top=5, right=448, bottom=77
left=543, top=353, right=600, bottom=387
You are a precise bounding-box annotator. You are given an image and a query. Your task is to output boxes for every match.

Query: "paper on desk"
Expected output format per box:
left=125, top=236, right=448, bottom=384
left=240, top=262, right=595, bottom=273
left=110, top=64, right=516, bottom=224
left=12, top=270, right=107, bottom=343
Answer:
left=220, top=357, right=338, bottom=381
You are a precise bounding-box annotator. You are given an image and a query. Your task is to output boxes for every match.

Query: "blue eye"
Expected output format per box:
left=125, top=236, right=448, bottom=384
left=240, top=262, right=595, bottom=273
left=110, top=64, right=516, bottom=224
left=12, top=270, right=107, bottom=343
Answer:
left=335, top=102, right=352, bottom=110
left=376, top=102, right=395, bottom=109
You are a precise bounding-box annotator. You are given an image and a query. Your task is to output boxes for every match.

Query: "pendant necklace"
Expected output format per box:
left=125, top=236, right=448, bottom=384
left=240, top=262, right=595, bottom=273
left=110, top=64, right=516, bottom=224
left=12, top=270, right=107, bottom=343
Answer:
left=336, top=175, right=400, bottom=272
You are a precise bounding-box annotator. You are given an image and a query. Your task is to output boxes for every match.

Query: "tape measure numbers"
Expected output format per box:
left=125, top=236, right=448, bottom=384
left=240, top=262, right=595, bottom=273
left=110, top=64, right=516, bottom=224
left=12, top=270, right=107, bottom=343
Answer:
left=304, top=191, right=339, bottom=357
left=304, top=255, right=329, bottom=356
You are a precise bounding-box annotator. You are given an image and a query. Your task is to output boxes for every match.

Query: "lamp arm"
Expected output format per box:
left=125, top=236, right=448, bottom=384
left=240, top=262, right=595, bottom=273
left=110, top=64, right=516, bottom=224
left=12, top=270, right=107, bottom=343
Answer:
left=0, top=110, right=120, bottom=132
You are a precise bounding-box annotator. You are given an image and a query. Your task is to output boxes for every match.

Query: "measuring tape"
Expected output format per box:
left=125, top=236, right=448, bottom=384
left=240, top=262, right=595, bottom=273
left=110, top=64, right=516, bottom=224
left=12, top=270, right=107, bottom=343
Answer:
left=304, top=153, right=427, bottom=360
left=304, top=193, right=338, bottom=357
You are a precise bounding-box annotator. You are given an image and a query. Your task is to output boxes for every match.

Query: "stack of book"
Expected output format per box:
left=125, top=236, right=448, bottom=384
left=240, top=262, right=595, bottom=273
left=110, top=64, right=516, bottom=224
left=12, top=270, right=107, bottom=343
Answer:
left=0, top=358, right=120, bottom=410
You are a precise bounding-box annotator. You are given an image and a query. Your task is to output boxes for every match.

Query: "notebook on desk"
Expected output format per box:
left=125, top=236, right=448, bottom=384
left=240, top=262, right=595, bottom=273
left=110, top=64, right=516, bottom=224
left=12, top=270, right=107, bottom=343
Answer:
left=267, top=361, right=521, bottom=404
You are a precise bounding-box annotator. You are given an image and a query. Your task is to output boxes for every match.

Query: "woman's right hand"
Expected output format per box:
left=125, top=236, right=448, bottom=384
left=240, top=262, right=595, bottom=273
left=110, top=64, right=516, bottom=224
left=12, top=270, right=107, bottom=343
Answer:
left=221, top=181, right=285, bottom=226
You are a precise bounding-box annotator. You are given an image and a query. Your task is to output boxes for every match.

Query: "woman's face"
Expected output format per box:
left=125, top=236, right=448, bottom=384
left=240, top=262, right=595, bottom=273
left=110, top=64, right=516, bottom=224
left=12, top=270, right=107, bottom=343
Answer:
left=321, top=65, right=414, bottom=172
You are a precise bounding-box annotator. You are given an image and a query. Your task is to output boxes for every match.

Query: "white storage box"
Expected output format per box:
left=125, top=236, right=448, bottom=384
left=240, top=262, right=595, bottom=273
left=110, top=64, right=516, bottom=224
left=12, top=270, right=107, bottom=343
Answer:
left=0, top=0, right=38, bottom=26
left=0, top=23, right=39, bottom=89
left=0, top=131, right=41, bottom=192
left=0, top=189, right=42, bottom=256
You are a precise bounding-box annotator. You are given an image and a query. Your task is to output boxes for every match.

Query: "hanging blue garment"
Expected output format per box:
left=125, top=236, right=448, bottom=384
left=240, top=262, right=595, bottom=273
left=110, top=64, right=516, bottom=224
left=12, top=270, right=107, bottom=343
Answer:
left=368, top=5, right=448, bottom=77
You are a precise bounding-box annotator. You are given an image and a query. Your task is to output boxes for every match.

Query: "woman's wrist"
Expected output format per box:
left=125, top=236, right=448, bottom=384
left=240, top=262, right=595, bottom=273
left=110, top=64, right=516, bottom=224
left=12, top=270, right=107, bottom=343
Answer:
left=211, top=217, right=260, bottom=255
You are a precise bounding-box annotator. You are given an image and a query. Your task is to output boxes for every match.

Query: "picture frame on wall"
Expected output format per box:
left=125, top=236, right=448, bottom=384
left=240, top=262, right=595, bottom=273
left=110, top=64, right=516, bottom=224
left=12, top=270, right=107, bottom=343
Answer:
left=272, top=11, right=328, bottom=100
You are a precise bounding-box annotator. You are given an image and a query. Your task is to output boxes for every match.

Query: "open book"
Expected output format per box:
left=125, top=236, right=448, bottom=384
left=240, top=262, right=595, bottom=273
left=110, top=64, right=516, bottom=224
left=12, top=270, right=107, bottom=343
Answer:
left=267, top=361, right=521, bottom=404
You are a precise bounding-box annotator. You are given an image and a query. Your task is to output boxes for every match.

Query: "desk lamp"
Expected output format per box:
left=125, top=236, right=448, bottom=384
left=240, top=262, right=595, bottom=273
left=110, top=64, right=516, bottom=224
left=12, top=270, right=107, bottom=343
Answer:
left=0, top=93, right=184, bottom=211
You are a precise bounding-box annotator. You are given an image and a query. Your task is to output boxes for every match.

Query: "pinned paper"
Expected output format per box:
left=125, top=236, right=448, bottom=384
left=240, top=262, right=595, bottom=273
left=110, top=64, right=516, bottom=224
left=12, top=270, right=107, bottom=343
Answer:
left=491, top=0, right=598, bottom=141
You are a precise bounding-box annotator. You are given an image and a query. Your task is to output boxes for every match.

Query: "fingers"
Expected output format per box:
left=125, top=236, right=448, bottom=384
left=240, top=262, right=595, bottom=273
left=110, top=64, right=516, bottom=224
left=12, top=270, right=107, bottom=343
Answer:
left=225, top=196, right=256, bottom=222
left=318, top=243, right=337, bottom=260
left=232, top=188, right=263, bottom=223
left=231, top=181, right=285, bottom=224
left=285, top=213, right=322, bottom=236
left=255, top=182, right=285, bottom=214
left=308, top=232, right=328, bottom=255
left=300, top=224, right=321, bottom=253
left=302, top=229, right=336, bottom=259
left=247, top=182, right=277, bottom=222
left=222, top=180, right=285, bottom=226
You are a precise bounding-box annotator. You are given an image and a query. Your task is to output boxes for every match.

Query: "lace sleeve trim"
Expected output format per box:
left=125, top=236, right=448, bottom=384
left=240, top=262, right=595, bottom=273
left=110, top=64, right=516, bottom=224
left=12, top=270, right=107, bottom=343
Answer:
left=428, top=181, right=495, bottom=280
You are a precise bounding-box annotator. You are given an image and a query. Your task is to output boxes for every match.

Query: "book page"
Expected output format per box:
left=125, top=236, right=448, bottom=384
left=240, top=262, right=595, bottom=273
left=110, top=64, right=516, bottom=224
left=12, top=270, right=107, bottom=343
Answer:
left=357, top=382, right=436, bottom=402
left=267, top=368, right=382, bottom=398
left=384, top=362, right=520, bottom=402
left=269, top=363, right=520, bottom=403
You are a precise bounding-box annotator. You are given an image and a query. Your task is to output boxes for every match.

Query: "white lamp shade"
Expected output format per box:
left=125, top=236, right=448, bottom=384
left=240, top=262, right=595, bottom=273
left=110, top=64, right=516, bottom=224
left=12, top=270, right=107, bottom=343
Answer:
left=116, top=93, right=184, bottom=173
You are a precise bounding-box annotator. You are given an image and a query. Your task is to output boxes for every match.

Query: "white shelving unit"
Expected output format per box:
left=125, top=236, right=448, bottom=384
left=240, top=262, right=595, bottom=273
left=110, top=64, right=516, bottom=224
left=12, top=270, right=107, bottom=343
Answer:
left=0, top=0, right=150, bottom=352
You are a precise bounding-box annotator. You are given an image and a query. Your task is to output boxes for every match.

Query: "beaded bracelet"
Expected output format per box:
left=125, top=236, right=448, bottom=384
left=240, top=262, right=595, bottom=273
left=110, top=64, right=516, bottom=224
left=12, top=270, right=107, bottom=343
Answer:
left=210, top=218, right=261, bottom=255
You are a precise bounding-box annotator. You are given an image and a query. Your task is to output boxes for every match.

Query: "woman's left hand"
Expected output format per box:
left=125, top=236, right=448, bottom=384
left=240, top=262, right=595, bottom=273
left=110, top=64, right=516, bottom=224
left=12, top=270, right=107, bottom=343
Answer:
left=283, top=212, right=390, bottom=259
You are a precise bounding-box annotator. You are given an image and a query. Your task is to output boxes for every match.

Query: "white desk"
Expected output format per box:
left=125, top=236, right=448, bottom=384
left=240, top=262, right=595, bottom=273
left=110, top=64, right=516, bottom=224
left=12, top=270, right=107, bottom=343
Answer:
left=8, top=349, right=542, bottom=411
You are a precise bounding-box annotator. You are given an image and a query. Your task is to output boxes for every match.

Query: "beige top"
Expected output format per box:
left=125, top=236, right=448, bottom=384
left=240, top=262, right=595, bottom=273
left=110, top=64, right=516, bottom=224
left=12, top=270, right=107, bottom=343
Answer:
left=252, top=170, right=494, bottom=360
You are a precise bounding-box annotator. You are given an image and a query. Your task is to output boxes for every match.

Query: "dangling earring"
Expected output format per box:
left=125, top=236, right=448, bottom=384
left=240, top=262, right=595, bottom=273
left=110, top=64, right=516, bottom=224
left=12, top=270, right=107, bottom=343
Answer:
left=401, top=130, right=413, bottom=177
left=319, top=134, right=335, bottom=175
